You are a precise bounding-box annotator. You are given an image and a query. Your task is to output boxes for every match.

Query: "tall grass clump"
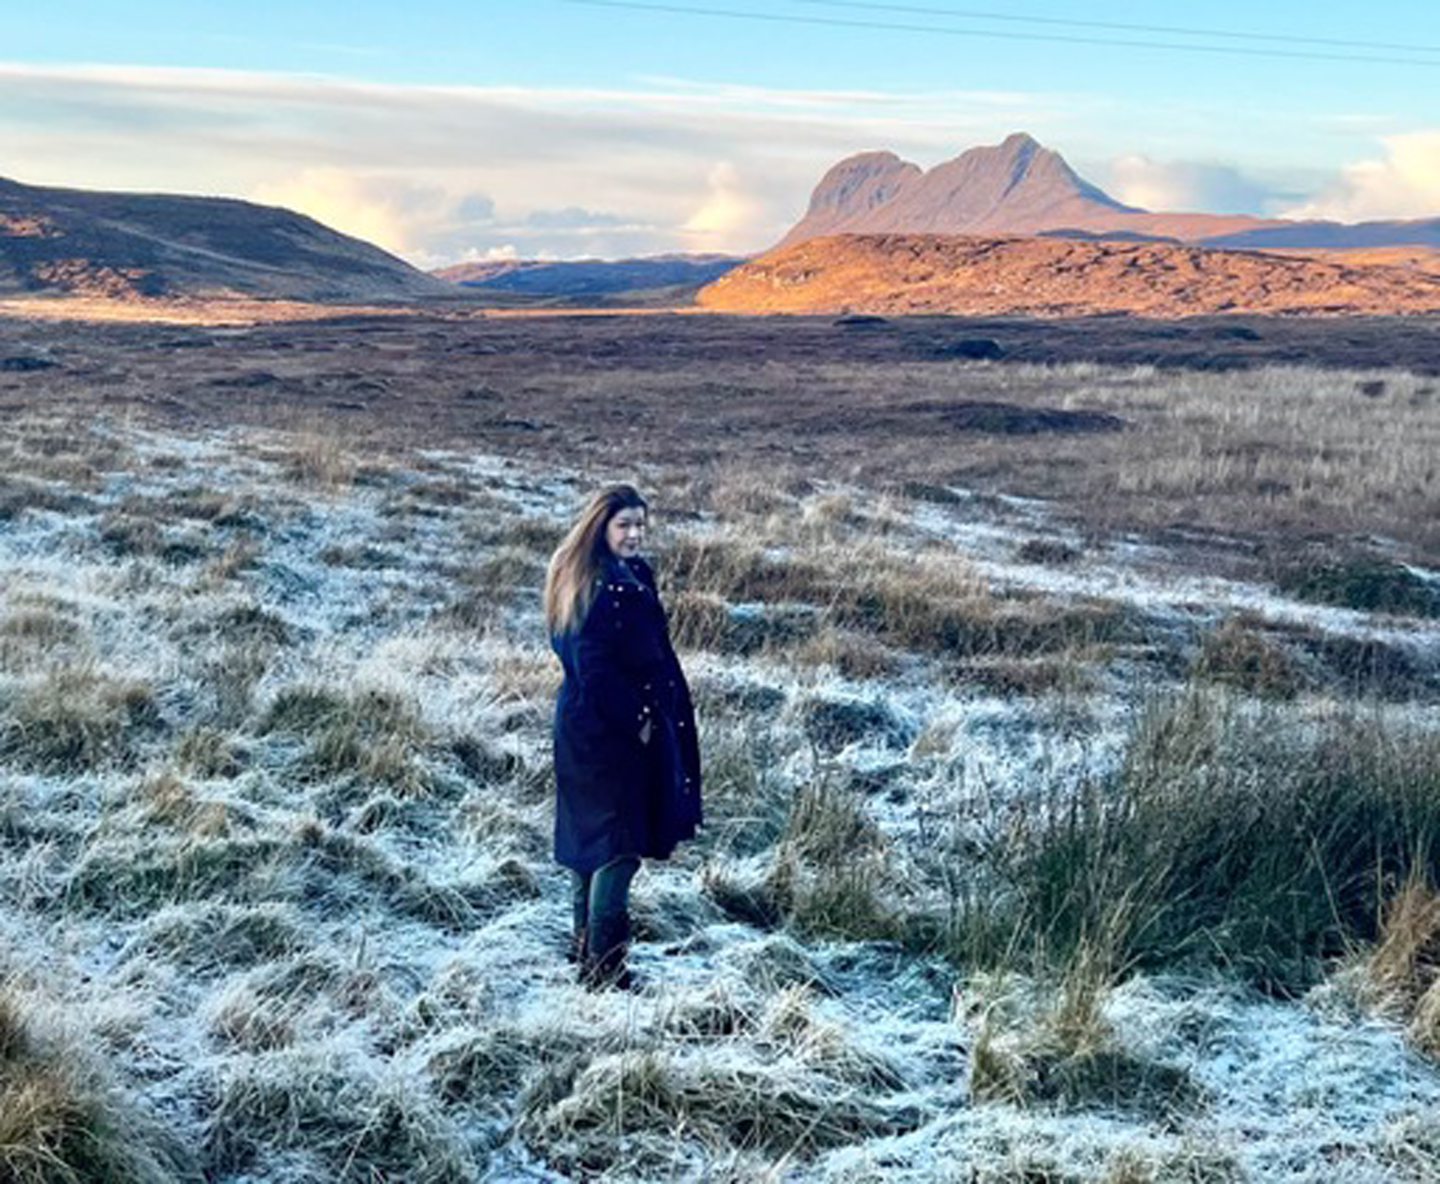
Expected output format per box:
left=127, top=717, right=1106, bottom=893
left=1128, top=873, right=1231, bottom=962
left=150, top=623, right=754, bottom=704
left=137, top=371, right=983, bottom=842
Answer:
left=0, top=606, right=84, bottom=674
left=704, top=778, right=902, bottom=942
left=204, top=1049, right=470, bottom=1182
left=1276, top=554, right=1440, bottom=619
left=1189, top=616, right=1305, bottom=699
left=519, top=1047, right=919, bottom=1178
left=0, top=666, right=162, bottom=773
left=661, top=532, right=1134, bottom=662
left=949, top=690, right=1440, bottom=992
left=965, top=968, right=1201, bottom=1119
left=0, top=986, right=193, bottom=1183
left=276, top=430, right=359, bottom=488
left=259, top=685, right=433, bottom=794
left=1344, top=874, right=1440, bottom=1058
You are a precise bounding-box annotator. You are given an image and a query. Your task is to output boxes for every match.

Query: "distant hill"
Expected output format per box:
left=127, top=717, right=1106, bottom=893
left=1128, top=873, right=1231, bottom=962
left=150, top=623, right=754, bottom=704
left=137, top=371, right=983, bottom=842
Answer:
left=0, top=176, right=451, bottom=302
left=432, top=255, right=745, bottom=305
left=779, top=133, right=1440, bottom=252
left=697, top=233, right=1440, bottom=318
left=1289, top=245, right=1440, bottom=275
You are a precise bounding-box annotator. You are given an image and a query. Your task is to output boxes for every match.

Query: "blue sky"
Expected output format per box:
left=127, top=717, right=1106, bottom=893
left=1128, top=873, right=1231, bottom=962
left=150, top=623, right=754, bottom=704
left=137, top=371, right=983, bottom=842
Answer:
left=4, top=2, right=1440, bottom=264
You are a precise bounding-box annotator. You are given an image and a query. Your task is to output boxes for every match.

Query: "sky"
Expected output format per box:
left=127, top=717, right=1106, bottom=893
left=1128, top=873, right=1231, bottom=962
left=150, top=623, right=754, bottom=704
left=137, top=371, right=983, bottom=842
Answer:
left=3, top=1, right=1440, bottom=267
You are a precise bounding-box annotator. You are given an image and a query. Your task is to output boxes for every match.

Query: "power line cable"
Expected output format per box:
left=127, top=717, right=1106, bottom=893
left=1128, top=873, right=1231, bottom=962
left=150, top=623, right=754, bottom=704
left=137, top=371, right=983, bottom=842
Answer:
left=791, top=0, right=1440, bottom=56
left=558, top=0, right=1440, bottom=68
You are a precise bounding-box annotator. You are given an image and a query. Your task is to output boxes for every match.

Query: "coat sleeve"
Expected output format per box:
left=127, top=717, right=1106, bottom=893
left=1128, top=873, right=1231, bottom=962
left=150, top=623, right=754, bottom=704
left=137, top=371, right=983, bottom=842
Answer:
left=574, top=590, right=651, bottom=737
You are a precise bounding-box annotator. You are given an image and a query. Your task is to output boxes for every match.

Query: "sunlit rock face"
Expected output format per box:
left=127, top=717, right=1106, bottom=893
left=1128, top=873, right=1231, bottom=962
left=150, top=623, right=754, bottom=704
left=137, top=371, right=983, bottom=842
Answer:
left=776, top=132, right=1440, bottom=251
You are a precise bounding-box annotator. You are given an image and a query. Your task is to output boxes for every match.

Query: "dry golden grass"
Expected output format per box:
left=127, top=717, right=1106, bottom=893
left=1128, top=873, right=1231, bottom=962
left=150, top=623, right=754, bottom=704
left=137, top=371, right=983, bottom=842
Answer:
left=0, top=987, right=191, bottom=1182
left=486, top=642, right=562, bottom=705
left=965, top=967, right=1201, bottom=1120
left=702, top=779, right=905, bottom=942
left=0, top=416, right=128, bottom=492
left=172, top=727, right=246, bottom=780
left=0, top=666, right=161, bottom=773
left=1189, top=616, right=1305, bottom=699
left=661, top=525, right=1136, bottom=669
left=258, top=686, right=433, bottom=795
left=518, top=1043, right=919, bottom=1177
left=790, top=625, right=900, bottom=679
left=275, top=430, right=360, bottom=489
left=0, top=605, right=88, bottom=674
left=132, top=771, right=236, bottom=839
left=1352, top=876, right=1440, bottom=1058
left=694, top=359, right=1439, bottom=556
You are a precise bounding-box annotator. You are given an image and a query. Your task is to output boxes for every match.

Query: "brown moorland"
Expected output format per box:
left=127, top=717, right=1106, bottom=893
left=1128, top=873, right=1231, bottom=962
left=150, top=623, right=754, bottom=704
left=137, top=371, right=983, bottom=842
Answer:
left=1287, top=245, right=1440, bottom=276
left=2, top=308, right=1438, bottom=557
left=698, top=234, right=1440, bottom=318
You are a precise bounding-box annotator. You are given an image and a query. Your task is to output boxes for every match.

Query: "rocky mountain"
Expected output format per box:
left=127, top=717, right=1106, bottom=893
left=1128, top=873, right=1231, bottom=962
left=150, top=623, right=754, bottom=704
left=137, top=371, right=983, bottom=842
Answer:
left=778, top=133, right=1440, bottom=251
left=432, top=254, right=744, bottom=304
left=0, top=176, right=451, bottom=302
left=697, top=233, right=1440, bottom=318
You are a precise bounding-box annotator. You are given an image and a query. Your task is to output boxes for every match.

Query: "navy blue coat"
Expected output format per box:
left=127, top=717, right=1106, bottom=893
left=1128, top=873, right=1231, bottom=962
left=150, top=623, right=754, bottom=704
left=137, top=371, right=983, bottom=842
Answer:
left=551, top=555, right=702, bottom=874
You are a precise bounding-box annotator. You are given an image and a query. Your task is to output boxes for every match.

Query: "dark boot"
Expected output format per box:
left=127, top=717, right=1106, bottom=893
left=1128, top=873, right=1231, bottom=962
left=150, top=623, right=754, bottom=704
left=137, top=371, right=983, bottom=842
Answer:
left=582, top=910, right=635, bottom=992
left=568, top=872, right=590, bottom=964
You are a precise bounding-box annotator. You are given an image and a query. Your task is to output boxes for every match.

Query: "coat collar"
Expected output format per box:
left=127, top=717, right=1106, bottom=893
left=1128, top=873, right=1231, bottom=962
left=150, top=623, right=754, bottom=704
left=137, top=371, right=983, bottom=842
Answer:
left=597, top=554, right=657, bottom=592
left=597, top=554, right=646, bottom=587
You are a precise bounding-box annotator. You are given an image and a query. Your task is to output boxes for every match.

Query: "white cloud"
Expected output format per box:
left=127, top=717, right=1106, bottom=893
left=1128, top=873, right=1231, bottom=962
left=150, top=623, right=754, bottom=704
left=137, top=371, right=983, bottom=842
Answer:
left=1099, top=155, right=1278, bottom=215
left=1283, top=131, right=1440, bottom=222
left=455, top=244, right=521, bottom=264
left=680, top=162, right=767, bottom=251
left=525, top=207, right=629, bottom=229
left=0, top=61, right=1092, bottom=263
left=252, top=169, right=453, bottom=257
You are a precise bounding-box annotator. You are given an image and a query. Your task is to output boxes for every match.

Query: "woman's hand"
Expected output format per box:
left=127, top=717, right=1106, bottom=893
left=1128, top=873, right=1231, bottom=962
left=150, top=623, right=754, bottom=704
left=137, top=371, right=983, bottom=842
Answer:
left=640, top=719, right=653, bottom=745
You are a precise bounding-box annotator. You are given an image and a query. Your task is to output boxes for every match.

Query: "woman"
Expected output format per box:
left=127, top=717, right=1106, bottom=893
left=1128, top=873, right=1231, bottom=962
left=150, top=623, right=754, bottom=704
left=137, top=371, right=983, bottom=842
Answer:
left=545, top=484, right=702, bottom=990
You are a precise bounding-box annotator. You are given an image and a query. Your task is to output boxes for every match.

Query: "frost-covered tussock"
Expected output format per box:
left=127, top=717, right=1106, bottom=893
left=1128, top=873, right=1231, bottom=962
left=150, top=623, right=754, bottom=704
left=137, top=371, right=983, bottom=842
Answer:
left=1, top=412, right=1439, bottom=1181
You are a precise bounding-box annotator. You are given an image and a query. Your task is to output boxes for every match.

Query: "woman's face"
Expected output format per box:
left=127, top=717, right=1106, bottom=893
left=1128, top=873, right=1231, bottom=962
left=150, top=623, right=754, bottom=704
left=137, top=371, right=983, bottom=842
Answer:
left=604, top=506, right=647, bottom=559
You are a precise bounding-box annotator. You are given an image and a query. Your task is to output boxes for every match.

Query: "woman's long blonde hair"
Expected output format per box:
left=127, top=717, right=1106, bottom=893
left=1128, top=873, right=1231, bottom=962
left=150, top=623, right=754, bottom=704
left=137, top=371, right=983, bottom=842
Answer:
left=544, top=484, right=647, bottom=635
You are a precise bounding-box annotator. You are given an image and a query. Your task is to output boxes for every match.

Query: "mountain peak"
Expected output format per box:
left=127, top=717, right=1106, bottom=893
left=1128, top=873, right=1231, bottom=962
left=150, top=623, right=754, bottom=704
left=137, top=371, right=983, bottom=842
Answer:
left=779, top=133, right=1134, bottom=246
left=774, top=131, right=1440, bottom=256
left=998, top=131, right=1040, bottom=155
left=779, top=150, right=923, bottom=245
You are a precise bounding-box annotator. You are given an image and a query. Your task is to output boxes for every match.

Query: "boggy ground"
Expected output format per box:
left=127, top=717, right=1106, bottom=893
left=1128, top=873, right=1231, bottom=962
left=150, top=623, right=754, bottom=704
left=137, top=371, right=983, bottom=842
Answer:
left=1, top=312, right=1440, bottom=1181
left=2, top=309, right=1439, bottom=554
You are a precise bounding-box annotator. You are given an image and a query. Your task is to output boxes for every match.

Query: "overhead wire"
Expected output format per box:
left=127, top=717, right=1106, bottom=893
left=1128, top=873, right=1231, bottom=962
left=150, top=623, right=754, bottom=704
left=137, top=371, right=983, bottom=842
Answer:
left=557, top=0, right=1440, bottom=68
left=789, top=0, right=1440, bottom=57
